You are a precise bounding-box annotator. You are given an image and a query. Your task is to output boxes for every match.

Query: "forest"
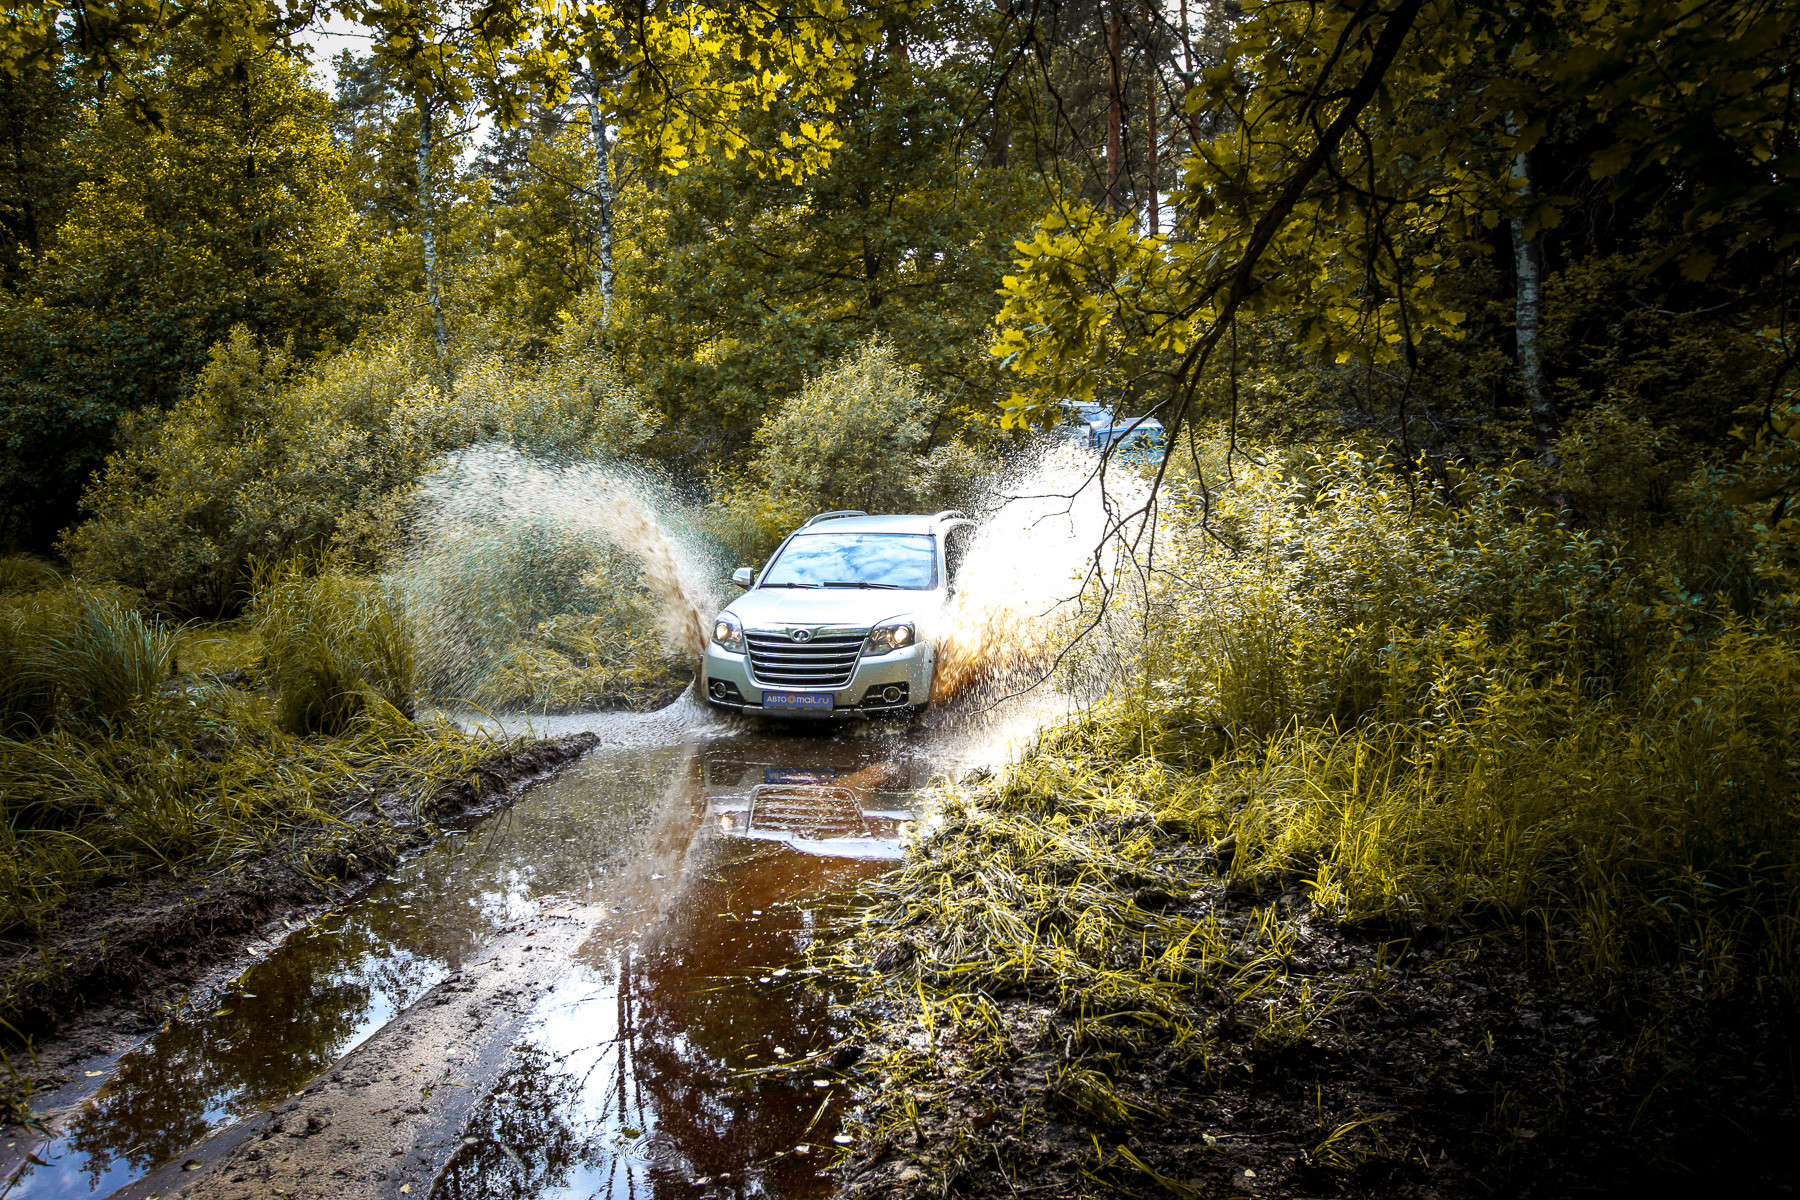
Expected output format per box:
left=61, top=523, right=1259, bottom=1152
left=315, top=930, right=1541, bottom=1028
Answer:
left=0, top=0, right=1797, bottom=1194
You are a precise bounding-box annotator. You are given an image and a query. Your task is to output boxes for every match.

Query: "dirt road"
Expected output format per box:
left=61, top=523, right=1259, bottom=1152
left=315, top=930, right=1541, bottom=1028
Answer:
left=4, top=704, right=947, bottom=1200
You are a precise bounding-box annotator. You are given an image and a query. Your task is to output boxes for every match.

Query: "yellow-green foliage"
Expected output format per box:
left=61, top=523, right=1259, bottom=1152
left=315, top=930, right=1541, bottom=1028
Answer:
left=1, top=586, right=173, bottom=734
left=1046, top=439, right=1797, bottom=1000
left=62, top=326, right=659, bottom=616
left=251, top=562, right=416, bottom=736
left=174, top=623, right=261, bottom=678
left=0, top=557, right=63, bottom=596
left=0, top=686, right=493, bottom=938
left=706, top=339, right=984, bottom=565
left=0, top=573, right=496, bottom=939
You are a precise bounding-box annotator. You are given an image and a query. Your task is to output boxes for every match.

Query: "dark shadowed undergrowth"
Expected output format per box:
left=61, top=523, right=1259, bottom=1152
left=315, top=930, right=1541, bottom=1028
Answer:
left=823, top=440, right=1800, bottom=1197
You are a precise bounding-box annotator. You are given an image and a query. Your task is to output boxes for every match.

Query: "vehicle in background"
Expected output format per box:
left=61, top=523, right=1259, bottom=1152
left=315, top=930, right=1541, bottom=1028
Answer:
left=1062, top=401, right=1165, bottom=460
left=702, top=510, right=976, bottom=720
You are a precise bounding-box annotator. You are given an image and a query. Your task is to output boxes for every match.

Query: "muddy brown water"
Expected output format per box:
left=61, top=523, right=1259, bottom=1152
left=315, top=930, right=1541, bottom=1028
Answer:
left=2, top=704, right=957, bottom=1200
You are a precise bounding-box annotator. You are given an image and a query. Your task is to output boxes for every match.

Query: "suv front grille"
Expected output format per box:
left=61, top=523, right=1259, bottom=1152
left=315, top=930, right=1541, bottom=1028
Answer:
left=745, top=631, right=864, bottom=690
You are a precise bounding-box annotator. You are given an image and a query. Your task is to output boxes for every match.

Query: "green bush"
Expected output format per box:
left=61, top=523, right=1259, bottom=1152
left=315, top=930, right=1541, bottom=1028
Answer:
left=62, top=326, right=660, bottom=616
left=706, top=339, right=985, bottom=566
left=1067, top=434, right=1800, bottom=1002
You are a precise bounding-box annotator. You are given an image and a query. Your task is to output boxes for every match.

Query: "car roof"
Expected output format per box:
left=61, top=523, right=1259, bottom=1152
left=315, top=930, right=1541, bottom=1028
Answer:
left=792, top=513, right=961, bottom=535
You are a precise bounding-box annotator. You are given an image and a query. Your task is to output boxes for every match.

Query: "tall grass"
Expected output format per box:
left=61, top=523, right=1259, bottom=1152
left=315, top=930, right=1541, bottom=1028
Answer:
left=0, top=565, right=495, bottom=947
left=251, top=561, right=416, bottom=735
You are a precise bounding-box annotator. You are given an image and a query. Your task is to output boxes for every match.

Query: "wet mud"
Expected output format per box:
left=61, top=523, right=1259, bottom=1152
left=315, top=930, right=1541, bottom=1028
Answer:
left=2, top=707, right=954, bottom=1199
left=0, top=734, right=599, bottom=1094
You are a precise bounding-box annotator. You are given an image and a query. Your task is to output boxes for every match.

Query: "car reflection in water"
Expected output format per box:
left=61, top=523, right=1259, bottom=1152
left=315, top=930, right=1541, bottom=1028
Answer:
left=430, top=730, right=923, bottom=1200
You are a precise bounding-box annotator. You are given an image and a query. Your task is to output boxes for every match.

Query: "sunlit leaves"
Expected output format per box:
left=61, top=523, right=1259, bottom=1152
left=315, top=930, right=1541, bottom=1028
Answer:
left=1, top=0, right=903, bottom=183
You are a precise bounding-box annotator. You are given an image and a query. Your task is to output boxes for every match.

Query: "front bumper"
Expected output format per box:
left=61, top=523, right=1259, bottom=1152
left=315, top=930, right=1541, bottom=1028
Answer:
left=702, top=639, right=933, bottom=719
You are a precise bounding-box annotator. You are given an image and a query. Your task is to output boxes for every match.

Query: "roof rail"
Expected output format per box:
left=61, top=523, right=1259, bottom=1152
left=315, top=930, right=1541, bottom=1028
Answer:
left=933, top=510, right=971, bottom=522
left=803, top=510, right=868, bottom=527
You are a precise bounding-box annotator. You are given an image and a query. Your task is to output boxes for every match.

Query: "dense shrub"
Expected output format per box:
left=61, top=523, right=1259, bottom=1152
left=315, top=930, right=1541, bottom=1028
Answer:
left=706, top=339, right=986, bottom=566
left=1076, top=435, right=1800, bottom=1002
left=62, top=326, right=659, bottom=616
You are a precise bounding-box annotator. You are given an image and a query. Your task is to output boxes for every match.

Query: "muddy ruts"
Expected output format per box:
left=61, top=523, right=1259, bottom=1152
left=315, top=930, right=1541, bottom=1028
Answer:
left=0, top=732, right=598, bottom=1047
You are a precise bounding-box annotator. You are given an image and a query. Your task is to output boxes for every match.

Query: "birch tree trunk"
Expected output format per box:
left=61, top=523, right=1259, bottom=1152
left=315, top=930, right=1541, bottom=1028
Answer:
left=1508, top=115, right=1556, bottom=463
left=584, top=84, right=615, bottom=320
left=416, top=95, right=449, bottom=382
left=1105, top=8, right=1123, bottom=213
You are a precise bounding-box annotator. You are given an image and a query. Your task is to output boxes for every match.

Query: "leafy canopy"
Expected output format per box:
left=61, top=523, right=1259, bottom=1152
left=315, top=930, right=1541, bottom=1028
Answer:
left=1, top=0, right=902, bottom=181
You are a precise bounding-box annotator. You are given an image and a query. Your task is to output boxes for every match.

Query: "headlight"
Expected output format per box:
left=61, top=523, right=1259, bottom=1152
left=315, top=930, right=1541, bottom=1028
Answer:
left=864, top=622, right=915, bottom=655
left=712, top=616, right=744, bottom=652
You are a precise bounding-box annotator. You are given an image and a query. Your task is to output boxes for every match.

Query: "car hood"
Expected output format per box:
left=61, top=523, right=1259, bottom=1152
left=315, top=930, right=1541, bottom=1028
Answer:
left=721, top=586, right=937, bottom=630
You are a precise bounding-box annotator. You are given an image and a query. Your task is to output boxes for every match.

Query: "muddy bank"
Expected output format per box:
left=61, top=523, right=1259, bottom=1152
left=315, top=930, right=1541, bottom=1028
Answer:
left=0, top=731, right=597, bottom=1098
left=825, top=783, right=1799, bottom=1199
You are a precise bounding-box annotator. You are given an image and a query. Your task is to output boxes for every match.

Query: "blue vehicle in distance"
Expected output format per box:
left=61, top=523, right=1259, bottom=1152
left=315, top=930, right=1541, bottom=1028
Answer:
left=1063, top=402, right=1165, bottom=461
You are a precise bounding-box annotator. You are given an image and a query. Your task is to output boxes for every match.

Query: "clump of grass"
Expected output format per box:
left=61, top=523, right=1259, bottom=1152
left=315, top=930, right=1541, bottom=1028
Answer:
left=0, top=677, right=497, bottom=942
left=251, top=561, right=416, bottom=734
left=21, top=587, right=175, bottom=729
left=174, top=622, right=262, bottom=678
left=0, top=556, right=62, bottom=595
left=0, top=561, right=515, bottom=954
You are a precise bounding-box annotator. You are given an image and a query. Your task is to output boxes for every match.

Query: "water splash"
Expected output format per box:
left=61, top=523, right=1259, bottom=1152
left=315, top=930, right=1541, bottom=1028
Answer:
left=930, top=444, right=1150, bottom=707
left=397, top=444, right=719, bottom=703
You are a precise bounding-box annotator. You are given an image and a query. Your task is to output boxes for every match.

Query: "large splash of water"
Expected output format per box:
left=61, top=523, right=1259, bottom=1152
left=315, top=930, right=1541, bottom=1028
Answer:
left=399, top=440, right=1148, bottom=728
left=397, top=444, right=718, bottom=702
left=929, top=444, right=1150, bottom=708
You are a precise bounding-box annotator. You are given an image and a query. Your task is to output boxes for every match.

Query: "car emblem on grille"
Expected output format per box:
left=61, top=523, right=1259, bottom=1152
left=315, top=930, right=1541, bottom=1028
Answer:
left=789, top=628, right=814, bottom=643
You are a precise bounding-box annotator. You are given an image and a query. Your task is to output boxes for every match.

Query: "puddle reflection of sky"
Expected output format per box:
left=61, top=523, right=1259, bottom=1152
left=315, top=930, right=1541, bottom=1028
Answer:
left=3, top=731, right=918, bottom=1200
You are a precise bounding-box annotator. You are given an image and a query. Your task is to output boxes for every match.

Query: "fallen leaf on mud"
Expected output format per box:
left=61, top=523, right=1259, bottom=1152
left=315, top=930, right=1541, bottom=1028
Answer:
left=622, top=1128, right=641, bottom=1138
left=400, top=1186, right=412, bottom=1194
left=84, top=1070, right=104, bottom=1077
left=181, top=1160, right=202, bottom=1171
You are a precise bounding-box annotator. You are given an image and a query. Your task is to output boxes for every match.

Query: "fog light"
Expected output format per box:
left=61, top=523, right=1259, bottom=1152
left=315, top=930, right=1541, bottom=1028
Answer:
left=710, top=680, right=730, bottom=700
left=882, top=685, right=903, bottom=704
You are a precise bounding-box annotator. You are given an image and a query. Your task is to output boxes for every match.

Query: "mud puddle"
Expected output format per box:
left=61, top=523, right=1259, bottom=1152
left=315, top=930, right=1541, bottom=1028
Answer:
left=4, top=715, right=935, bottom=1199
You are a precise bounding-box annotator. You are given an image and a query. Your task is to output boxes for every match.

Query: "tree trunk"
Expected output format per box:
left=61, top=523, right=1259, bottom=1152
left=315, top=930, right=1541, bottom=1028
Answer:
left=416, top=95, right=449, bottom=382
left=584, top=85, right=615, bottom=320
left=1507, top=115, right=1555, bottom=462
left=1105, top=8, right=1123, bottom=213
left=1145, top=13, right=1159, bottom=236
left=991, top=0, right=1010, bottom=168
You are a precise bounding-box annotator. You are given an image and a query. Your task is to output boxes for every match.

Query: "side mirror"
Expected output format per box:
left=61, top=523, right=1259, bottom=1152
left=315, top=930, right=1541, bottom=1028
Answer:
left=731, top=566, right=754, bottom=589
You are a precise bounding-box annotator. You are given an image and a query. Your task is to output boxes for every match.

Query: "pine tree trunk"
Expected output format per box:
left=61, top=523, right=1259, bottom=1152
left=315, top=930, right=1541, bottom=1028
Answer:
left=584, top=87, right=615, bottom=320
left=1145, top=12, right=1159, bottom=237
left=416, top=96, right=449, bottom=381
left=1507, top=116, right=1555, bottom=462
left=1106, top=8, right=1123, bottom=213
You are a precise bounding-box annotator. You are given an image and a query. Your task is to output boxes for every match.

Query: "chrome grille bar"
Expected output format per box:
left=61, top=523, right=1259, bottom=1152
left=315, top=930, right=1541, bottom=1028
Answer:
left=745, top=632, right=864, bottom=689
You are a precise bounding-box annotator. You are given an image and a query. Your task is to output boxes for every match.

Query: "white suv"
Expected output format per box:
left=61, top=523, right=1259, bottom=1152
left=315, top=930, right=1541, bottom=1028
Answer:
left=703, top=510, right=976, bottom=719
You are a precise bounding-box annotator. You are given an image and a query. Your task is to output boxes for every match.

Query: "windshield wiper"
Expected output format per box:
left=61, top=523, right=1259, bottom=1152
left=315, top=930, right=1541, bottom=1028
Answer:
left=761, top=582, right=820, bottom=588
left=821, top=580, right=901, bottom=589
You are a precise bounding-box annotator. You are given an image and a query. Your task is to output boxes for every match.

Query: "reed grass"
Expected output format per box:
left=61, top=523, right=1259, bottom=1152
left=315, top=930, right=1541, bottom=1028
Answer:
left=251, top=560, right=416, bottom=734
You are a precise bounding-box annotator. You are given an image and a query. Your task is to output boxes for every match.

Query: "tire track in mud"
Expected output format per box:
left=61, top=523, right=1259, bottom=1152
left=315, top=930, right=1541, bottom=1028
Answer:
left=112, top=907, right=607, bottom=1199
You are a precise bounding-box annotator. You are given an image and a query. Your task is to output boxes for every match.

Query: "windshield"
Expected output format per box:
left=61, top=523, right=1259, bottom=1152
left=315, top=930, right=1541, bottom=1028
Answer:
left=760, top=533, right=938, bottom=590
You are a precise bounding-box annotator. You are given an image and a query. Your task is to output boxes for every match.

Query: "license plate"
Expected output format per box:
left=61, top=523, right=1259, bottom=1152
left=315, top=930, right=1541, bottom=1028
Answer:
left=762, top=691, right=834, bottom=710
left=766, top=767, right=837, bottom=783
